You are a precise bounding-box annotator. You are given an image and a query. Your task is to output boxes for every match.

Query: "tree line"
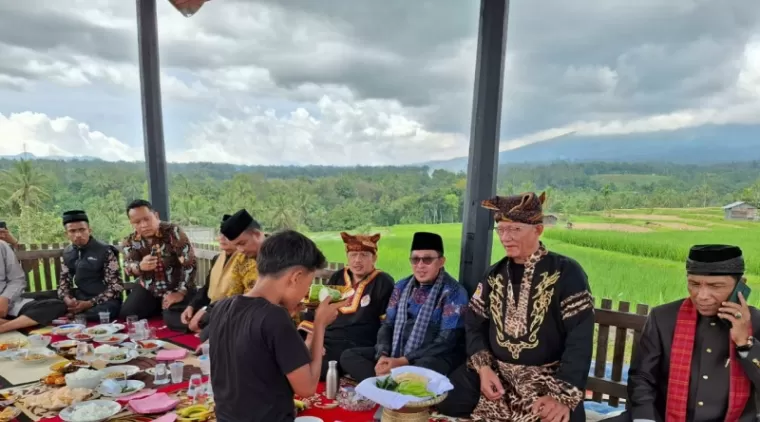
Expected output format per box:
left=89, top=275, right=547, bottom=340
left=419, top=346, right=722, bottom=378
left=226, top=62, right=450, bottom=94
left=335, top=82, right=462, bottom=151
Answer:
left=1, top=158, right=759, bottom=244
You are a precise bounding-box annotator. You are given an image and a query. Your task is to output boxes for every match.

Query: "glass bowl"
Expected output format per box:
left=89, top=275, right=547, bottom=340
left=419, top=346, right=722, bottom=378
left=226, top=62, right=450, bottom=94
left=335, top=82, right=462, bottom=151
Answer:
left=336, top=387, right=375, bottom=412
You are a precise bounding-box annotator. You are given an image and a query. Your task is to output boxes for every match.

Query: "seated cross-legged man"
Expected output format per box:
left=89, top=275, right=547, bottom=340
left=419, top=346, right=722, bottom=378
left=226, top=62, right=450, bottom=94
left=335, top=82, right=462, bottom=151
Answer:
left=298, top=232, right=395, bottom=380
left=183, top=209, right=263, bottom=341
left=57, top=210, right=124, bottom=322
left=437, top=192, right=595, bottom=422
left=207, top=230, right=345, bottom=422
left=340, top=232, right=468, bottom=382
left=120, top=200, right=196, bottom=331
left=610, top=244, right=760, bottom=422
left=0, top=240, right=66, bottom=333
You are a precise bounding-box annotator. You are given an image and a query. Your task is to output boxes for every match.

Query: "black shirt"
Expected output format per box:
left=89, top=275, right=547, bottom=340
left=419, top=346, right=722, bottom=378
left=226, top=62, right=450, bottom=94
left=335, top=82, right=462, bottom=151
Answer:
left=209, top=296, right=311, bottom=422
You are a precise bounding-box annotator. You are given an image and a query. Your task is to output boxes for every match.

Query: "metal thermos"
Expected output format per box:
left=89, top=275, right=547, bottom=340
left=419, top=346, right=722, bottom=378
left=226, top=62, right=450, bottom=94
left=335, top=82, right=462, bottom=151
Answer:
left=325, top=360, right=339, bottom=399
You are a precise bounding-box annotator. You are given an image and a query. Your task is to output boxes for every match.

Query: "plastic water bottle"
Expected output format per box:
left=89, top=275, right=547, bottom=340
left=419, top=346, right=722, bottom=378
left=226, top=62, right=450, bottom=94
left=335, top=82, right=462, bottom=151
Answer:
left=325, top=360, right=339, bottom=399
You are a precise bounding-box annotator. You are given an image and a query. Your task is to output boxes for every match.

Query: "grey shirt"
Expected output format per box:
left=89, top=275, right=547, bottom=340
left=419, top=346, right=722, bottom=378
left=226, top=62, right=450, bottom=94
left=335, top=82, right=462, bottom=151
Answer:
left=0, top=240, right=30, bottom=316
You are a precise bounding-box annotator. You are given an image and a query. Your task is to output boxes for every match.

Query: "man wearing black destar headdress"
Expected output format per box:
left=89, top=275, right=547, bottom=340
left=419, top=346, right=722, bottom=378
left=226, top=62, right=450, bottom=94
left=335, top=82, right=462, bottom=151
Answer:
left=612, top=245, right=760, bottom=422
left=58, top=210, right=124, bottom=321
left=340, top=232, right=469, bottom=382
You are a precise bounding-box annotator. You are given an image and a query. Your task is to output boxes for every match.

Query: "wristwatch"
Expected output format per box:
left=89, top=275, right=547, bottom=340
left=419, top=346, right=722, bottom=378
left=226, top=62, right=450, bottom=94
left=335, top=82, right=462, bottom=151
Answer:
left=737, top=336, right=755, bottom=352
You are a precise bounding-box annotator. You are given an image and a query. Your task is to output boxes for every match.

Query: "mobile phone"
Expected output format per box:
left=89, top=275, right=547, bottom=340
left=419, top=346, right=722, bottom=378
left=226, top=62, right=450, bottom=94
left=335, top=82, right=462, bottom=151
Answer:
left=0, top=221, right=6, bottom=229
left=728, top=281, right=752, bottom=304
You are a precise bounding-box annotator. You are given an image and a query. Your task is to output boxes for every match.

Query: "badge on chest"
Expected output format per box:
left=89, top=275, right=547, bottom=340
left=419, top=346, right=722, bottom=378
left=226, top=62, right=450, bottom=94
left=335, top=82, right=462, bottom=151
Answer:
left=360, top=294, right=371, bottom=307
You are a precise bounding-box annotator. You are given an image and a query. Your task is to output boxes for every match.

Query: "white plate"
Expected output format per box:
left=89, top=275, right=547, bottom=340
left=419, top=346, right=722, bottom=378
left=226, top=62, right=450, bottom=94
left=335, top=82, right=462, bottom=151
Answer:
left=295, top=417, right=324, bottom=422
left=103, top=349, right=139, bottom=364
left=52, top=339, right=78, bottom=349
left=93, top=334, right=129, bottom=345
left=59, top=399, right=121, bottom=422
left=68, top=332, right=94, bottom=342
left=12, top=348, right=56, bottom=365
left=97, top=380, right=145, bottom=398
left=85, top=325, right=118, bottom=337
left=100, top=365, right=141, bottom=379
left=136, top=340, right=165, bottom=352
left=53, top=324, right=86, bottom=336
left=110, top=323, right=126, bottom=332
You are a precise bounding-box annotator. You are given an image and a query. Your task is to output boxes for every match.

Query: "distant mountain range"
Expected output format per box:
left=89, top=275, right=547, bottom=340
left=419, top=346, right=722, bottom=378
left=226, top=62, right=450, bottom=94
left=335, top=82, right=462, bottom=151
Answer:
left=3, top=124, right=758, bottom=171
left=1, top=152, right=102, bottom=162
left=422, top=124, right=760, bottom=172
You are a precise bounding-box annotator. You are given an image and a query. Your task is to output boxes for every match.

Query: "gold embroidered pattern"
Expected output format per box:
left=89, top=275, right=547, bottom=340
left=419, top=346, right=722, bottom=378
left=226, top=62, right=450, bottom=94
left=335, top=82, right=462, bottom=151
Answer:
left=338, top=268, right=379, bottom=314
left=561, top=291, right=594, bottom=320
left=504, top=247, right=547, bottom=338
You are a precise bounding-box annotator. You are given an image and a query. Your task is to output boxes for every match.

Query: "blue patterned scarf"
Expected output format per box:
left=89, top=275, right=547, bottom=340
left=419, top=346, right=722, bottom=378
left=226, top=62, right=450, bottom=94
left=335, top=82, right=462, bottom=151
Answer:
left=391, top=270, right=447, bottom=358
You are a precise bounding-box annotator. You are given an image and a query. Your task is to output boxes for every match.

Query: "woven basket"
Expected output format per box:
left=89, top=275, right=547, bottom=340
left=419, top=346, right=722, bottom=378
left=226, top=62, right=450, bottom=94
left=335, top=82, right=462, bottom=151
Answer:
left=380, top=393, right=448, bottom=422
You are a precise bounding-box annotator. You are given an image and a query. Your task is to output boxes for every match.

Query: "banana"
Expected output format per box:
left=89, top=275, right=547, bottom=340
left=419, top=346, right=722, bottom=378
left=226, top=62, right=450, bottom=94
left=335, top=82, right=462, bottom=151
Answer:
left=177, top=404, right=212, bottom=421
left=294, top=399, right=306, bottom=411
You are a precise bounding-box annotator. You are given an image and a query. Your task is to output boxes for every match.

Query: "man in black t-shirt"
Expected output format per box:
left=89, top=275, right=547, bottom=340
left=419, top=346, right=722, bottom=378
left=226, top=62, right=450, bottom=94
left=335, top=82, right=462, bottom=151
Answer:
left=207, top=230, right=346, bottom=422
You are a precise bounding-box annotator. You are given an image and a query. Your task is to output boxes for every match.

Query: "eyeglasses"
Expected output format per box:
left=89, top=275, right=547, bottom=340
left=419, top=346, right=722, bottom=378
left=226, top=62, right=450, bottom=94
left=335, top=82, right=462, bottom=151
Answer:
left=409, top=256, right=440, bottom=265
left=494, top=226, right=528, bottom=238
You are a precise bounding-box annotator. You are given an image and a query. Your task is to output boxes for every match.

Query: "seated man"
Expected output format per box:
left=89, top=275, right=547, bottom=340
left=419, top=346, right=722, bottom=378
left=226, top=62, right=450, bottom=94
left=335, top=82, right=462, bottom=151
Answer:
left=182, top=214, right=236, bottom=333
left=207, top=230, right=344, bottom=422
left=298, top=232, right=395, bottom=379
left=57, top=210, right=124, bottom=321
left=0, top=240, right=66, bottom=333
left=612, top=244, right=760, bottom=422
left=184, top=209, right=263, bottom=341
left=436, top=192, right=595, bottom=422
left=340, top=232, right=468, bottom=382
left=120, top=199, right=196, bottom=331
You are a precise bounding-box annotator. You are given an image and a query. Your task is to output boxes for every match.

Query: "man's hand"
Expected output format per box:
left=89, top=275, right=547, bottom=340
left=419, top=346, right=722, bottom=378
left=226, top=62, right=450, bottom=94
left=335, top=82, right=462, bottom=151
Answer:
left=532, top=396, right=570, bottom=422
left=478, top=366, right=505, bottom=401
left=0, top=297, right=9, bottom=318
left=180, top=306, right=195, bottom=325
left=0, top=228, right=17, bottom=246
left=188, top=308, right=205, bottom=332
left=163, top=292, right=185, bottom=310
left=139, top=255, right=158, bottom=272
left=68, top=300, right=93, bottom=314
left=63, top=296, right=77, bottom=308
left=719, top=292, right=753, bottom=346
left=314, top=297, right=347, bottom=328
left=375, top=356, right=392, bottom=376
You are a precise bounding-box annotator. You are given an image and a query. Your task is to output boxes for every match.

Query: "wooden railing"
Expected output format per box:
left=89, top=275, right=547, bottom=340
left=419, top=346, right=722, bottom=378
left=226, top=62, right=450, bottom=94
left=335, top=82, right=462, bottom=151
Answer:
left=13, top=242, right=343, bottom=293
left=12, top=242, right=645, bottom=408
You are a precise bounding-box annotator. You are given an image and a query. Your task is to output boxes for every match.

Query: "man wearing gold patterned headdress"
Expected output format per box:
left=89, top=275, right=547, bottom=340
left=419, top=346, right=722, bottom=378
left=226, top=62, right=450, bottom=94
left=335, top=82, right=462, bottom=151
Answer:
left=437, top=192, right=595, bottom=422
left=298, top=232, right=395, bottom=379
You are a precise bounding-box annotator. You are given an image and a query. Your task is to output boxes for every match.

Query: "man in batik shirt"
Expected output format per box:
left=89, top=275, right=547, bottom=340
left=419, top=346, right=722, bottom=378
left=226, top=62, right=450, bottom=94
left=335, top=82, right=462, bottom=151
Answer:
left=298, top=232, right=395, bottom=379
left=121, top=199, right=197, bottom=331
left=611, top=245, right=760, bottom=422
left=341, top=232, right=468, bottom=382
left=437, top=192, right=594, bottom=422
left=186, top=209, right=262, bottom=341
left=58, top=210, right=124, bottom=321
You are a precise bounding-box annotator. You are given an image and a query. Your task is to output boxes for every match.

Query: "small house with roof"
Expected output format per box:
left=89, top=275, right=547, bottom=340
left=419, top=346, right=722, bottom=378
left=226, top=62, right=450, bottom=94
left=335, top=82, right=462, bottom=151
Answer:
left=722, top=201, right=758, bottom=221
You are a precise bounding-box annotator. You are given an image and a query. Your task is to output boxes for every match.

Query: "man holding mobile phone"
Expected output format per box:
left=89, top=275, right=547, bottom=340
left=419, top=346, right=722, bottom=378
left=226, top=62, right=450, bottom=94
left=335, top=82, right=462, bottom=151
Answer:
left=613, top=245, right=760, bottom=422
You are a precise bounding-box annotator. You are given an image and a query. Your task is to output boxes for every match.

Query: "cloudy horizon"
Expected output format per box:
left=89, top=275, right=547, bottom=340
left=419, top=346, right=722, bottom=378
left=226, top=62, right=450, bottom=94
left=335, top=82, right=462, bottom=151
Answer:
left=1, top=0, right=759, bottom=166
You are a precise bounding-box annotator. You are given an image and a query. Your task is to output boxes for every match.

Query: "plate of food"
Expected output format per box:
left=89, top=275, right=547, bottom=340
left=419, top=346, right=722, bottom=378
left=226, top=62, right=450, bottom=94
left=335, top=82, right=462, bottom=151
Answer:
left=135, top=340, right=165, bottom=353
left=302, top=285, right=354, bottom=308
left=93, top=334, right=128, bottom=345
left=41, top=372, right=67, bottom=386
left=100, top=365, right=141, bottom=380
left=22, top=386, right=97, bottom=411
left=68, top=332, right=93, bottom=342
left=12, top=348, right=56, bottom=365
left=97, top=380, right=145, bottom=398
left=103, top=349, right=139, bottom=365
left=0, top=338, right=27, bottom=358
left=53, top=324, right=86, bottom=336
left=50, top=361, right=80, bottom=374
left=85, top=325, right=117, bottom=337
left=59, top=399, right=121, bottom=422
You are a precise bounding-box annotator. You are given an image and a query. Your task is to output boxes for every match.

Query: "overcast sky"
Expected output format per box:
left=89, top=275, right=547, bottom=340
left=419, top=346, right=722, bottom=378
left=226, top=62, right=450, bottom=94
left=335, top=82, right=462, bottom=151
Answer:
left=0, top=0, right=759, bottom=166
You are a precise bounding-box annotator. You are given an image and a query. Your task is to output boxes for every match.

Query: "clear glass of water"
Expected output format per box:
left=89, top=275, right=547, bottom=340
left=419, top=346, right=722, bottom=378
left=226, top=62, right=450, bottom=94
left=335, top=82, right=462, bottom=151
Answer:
left=169, top=361, right=184, bottom=384
left=98, top=312, right=111, bottom=325
left=126, top=315, right=139, bottom=334
left=75, top=342, right=94, bottom=361
left=153, top=363, right=170, bottom=385
left=187, top=374, right=204, bottom=403
left=74, top=314, right=87, bottom=326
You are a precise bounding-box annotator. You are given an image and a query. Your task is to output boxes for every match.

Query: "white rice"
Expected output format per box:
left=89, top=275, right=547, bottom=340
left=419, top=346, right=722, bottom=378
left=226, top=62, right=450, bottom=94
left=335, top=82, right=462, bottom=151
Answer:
left=66, top=369, right=101, bottom=380
left=68, top=403, right=115, bottom=421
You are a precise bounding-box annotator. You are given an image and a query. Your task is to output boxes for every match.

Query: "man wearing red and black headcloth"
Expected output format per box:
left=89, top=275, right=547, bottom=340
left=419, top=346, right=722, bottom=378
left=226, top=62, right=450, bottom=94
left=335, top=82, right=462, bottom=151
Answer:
left=297, top=232, right=395, bottom=379
left=611, top=245, right=760, bottom=422
left=438, top=192, right=595, bottom=422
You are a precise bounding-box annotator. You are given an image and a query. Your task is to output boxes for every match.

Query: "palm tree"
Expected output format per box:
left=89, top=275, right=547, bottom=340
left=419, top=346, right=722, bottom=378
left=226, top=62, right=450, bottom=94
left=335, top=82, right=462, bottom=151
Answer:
left=0, top=159, right=51, bottom=213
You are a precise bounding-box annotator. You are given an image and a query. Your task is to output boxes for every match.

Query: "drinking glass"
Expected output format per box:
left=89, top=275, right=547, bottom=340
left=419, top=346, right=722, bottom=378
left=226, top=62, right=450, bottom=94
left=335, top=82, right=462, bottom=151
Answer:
left=75, top=342, right=94, bottom=361
left=98, top=312, right=111, bottom=325
left=153, top=363, right=170, bottom=385
left=198, top=355, right=210, bottom=376
left=74, top=314, right=87, bottom=326
left=187, top=374, right=204, bottom=403
left=126, top=315, right=139, bottom=334
left=169, top=362, right=184, bottom=384
left=200, top=343, right=210, bottom=356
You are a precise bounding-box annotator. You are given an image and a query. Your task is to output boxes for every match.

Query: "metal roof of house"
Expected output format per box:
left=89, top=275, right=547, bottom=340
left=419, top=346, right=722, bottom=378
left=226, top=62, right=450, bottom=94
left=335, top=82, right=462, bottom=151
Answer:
left=722, top=201, right=754, bottom=209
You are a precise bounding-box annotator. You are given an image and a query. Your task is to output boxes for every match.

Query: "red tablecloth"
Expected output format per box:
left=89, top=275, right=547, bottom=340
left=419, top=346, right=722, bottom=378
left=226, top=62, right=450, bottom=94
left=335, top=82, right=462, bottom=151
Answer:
left=47, top=318, right=177, bottom=345
left=297, top=382, right=378, bottom=421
